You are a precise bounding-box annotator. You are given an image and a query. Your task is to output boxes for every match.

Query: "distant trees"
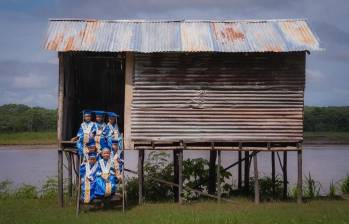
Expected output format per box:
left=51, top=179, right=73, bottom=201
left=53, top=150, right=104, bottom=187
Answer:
left=0, top=104, right=348, bottom=133
left=304, top=106, right=349, bottom=132
left=0, top=104, right=56, bottom=133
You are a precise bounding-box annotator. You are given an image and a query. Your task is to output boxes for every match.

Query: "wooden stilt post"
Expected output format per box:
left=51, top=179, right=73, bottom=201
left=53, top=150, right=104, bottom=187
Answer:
left=178, top=142, right=184, bottom=204
left=253, top=151, right=260, bottom=204
left=297, top=148, right=303, bottom=203
left=67, top=152, right=73, bottom=199
left=58, top=149, right=64, bottom=207
left=238, top=143, right=242, bottom=190
left=75, top=154, right=80, bottom=190
left=138, top=149, right=144, bottom=205
left=173, top=150, right=179, bottom=202
left=244, top=151, right=250, bottom=194
left=76, top=156, right=82, bottom=216
left=271, top=151, right=276, bottom=199
left=57, top=53, right=64, bottom=207
left=217, top=149, right=221, bottom=203
left=283, top=151, right=288, bottom=199
left=208, top=143, right=217, bottom=195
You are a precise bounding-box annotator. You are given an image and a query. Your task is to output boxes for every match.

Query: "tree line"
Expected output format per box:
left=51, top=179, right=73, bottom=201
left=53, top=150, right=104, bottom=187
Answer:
left=0, top=104, right=348, bottom=133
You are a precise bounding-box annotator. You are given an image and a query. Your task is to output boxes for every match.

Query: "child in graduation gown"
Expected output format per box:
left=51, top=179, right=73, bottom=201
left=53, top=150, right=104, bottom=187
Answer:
left=71, top=110, right=96, bottom=158
left=105, top=112, right=120, bottom=148
left=111, top=139, right=124, bottom=182
left=94, top=144, right=118, bottom=198
left=80, top=151, right=99, bottom=203
left=93, top=111, right=107, bottom=154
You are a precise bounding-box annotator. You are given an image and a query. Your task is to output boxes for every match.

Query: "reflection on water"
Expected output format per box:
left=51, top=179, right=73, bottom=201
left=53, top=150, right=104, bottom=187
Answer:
left=0, top=145, right=348, bottom=193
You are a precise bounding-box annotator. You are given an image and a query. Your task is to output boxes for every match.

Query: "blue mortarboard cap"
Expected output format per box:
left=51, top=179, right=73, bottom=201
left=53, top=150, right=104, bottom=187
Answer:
left=94, top=111, right=105, bottom=116
left=107, top=112, right=119, bottom=118
left=100, top=138, right=109, bottom=148
left=112, top=139, right=119, bottom=144
left=86, top=138, right=96, bottom=148
left=88, top=151, right=97, bottom=158
left=82, top=110, right=93, bottom=116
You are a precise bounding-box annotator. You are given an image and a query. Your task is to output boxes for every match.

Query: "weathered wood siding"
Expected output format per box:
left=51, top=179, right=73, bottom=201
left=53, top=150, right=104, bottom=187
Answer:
left=131, top=52, right=305, bottom=143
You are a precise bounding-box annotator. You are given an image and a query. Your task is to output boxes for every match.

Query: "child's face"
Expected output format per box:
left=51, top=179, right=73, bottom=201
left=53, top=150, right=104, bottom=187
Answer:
left=96, top=116, right=103, bottom=123
left=102, top=150, right=110, bottom=160
left=84, top=115, right=92, bottom=122
left=88, top=157, right=96, bottom=164
left=112, top=144, right=118, bottom=152
left=109, top=117, right=116, bottom=124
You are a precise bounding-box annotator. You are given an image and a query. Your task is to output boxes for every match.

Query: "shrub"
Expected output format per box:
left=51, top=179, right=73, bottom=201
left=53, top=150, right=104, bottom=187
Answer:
left=249, top=176, right=284, bottom=201
left=41, top=177, right=58, bottom=199
left=341, top=175, right=349, bottom=194
left=15, top=184, right=38, bottom=199
left=303, top=172, right=321, bottom=198
left=0, top=180, right=13, bottom=199
left=328, top=180, right=337, bottom=198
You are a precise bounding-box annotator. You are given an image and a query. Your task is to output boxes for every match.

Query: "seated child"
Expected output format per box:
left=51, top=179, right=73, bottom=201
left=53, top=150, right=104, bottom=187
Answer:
left=71, top=110, right=96, bottom=157
left=94, top=111, right=107, bottom=153
left=94, top=145, right=117, bottom=198
left=111, top=139, right=124, bottom=182
left=106, top=112, right=120, bottom=148
left=84, top=139, right=97, bottom=161
left=80, top=151, right=98, bottom=203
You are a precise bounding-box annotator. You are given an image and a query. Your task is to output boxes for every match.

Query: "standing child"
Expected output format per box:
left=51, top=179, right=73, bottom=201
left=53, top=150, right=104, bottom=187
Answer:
left=111, top=139, right=123, bottom=182
left=80, top=151, right=99, bottom=203
left=71, top=110, right=96, bottom=158
left=105, top=112, right=120, bottom=149
left=94, top=144, right=117, bottom=198
left=94, top=111, right=107, bottom=154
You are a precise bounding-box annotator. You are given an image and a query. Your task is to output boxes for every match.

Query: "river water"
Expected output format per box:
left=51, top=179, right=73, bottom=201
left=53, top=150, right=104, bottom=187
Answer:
left=0, top=145, right=348, bottom=194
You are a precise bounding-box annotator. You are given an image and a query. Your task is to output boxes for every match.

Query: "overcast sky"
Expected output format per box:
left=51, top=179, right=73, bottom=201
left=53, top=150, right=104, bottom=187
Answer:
left=0, top=0, right=348, bottom=108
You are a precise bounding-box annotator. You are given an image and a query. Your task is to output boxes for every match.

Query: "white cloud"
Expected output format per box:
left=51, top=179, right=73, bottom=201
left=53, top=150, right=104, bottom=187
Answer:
left=13, top=73, right=50, bottom=89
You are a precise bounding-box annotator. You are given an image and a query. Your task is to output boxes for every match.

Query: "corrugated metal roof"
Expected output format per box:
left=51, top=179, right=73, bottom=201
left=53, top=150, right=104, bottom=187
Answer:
left=44, top=19, right=321, bottom=52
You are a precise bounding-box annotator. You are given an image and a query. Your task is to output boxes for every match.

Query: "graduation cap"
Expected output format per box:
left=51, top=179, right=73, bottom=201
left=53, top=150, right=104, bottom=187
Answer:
left=100, top=137, right=109, bottom=147
left=94, top=110, right=106, bottom=117
left=107, top=112, right=119, bottom=118
left=82, top=110, right=93, bottom=116
left=112, top=139, right=119, bottom=144
left=85, top=138, right=96, bottom=148
left=88, top=151, right=97, bottom=158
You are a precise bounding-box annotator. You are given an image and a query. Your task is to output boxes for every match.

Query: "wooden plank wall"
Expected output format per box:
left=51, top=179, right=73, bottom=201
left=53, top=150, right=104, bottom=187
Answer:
left=131, top=52, right=305, bottom=143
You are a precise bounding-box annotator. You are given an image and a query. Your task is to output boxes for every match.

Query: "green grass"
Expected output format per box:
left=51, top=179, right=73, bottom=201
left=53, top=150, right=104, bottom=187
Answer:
left=0, top=199, right=349, bottom=224
left=0, top=132, right=57, bottom=145
left=304, top=132, right=349, bottom=144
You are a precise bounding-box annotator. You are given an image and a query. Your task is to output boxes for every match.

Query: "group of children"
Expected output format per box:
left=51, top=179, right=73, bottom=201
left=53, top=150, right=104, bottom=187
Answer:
left=71, top=110, right=123, bottom=203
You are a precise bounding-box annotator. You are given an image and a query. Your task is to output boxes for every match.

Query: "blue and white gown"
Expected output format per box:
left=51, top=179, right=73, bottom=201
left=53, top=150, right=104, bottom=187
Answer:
left=76, top=121, right=96, bottom=157
left=112, top=147, right=124, bottom=182
left=94, top=122, right=107, bottom=153
left=95, top=158, right=118, bottom=197
left=106, top=122, right=120, bottom=149
left=80, top=161, right=98, bottom=203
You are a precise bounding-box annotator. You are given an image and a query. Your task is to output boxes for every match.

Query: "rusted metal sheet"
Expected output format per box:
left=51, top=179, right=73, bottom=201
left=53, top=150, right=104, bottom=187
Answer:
left=131, top=53, right=305, bottom=142
left=180, top=22, right=214, bottom=52
left=44, top=19, right=321, bottom=52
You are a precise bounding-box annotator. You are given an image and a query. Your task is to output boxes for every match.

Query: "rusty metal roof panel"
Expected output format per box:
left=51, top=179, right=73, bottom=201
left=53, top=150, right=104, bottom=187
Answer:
left=79, top=21, right=136, bottom=51
left=44, top=19, right=321, bottom=52
left=243, top=21, right=288, bottom=52
left=44, top=20, right=86, bottom=51
left=210, top=22, right=250, bottom=52
left=278, top=20, right=320, bottom=51
left=137, top=22, right=182, bottom=52
left=180, top=22, right=214, bottom=52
